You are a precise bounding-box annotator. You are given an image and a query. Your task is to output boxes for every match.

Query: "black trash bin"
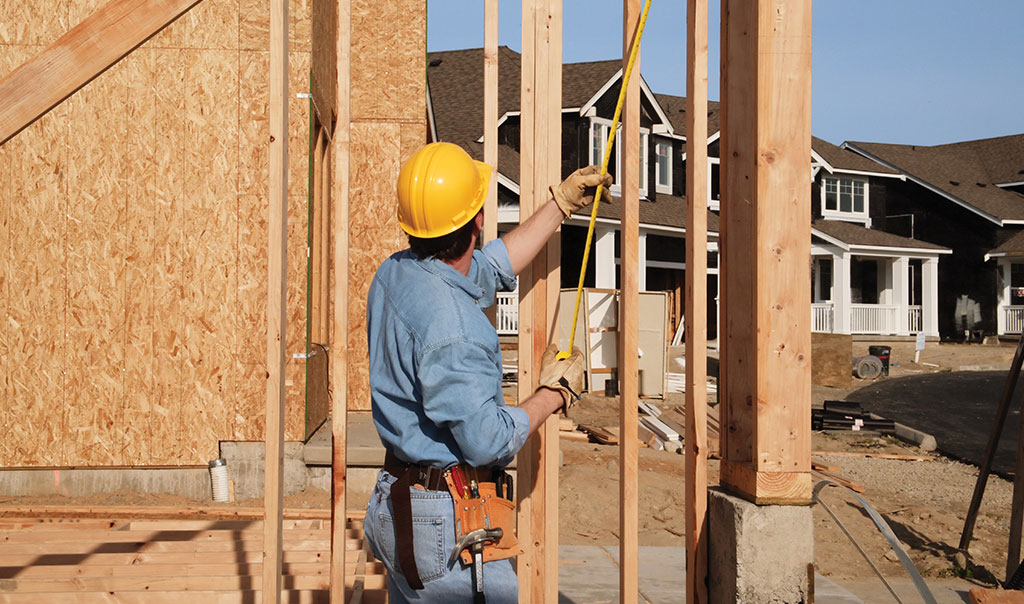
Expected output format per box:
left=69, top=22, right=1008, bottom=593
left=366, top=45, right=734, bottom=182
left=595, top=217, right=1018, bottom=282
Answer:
left=868, top=345, right=892, bottom=376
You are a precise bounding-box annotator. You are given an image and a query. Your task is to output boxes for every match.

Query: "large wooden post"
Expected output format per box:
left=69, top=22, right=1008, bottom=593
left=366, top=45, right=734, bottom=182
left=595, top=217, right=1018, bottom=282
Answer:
left=719, top=0, right=813, bottom=504
left=517, top=1, right=561, bottom=602
left=327, top=0, right=351, bottom=599
left=263, top=0, right=289, bottom=598
left=684, top=0, right=709, bottom=601
left=619, top=0, right=641, bottom=601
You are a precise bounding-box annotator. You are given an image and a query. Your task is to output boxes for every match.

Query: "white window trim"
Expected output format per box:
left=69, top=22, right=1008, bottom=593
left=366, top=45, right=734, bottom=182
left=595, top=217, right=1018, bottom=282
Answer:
left=821, top=175, right=870, bottom=225
left=707, top=157, right=720, bottom=211
left=589, top=116, right=648, bottom=199
left=654, top=140, right=672, bottom=194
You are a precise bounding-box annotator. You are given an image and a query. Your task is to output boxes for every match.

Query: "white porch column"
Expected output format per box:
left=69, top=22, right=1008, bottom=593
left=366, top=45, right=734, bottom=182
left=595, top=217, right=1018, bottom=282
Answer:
left=893, top=257, right=910, bottom=335
left=638, top=232, right=647, bottom=292
left=595, top=226, right=616, bottom=289
left=997, top=259, right=1010, bottom=335
left=834, top=252, right=851, bottom=334
left=923, top=257, right=940, bottom=337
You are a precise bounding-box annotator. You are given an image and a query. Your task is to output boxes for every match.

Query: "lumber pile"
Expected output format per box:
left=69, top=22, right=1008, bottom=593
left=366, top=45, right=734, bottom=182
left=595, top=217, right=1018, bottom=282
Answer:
left=812, top=400, right=895, bottom=434
left=0, top=512, right=384, bottom=603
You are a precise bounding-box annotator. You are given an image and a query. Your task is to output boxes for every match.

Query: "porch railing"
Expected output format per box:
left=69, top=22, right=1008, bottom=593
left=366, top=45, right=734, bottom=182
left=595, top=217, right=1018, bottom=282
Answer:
left=851, top=304, right=898, bottom=335
left=812, top=303, right=834, bottom=333
left=1004, top=305, right=1024, bottom=335
left=907, top=305, right=922, bottom=333
left=495, top=292, right=518, bottom=335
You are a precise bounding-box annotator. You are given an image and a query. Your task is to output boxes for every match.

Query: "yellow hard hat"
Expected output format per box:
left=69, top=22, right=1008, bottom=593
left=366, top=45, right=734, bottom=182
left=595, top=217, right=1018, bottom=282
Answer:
left=397, top=142, right=492, bottom=238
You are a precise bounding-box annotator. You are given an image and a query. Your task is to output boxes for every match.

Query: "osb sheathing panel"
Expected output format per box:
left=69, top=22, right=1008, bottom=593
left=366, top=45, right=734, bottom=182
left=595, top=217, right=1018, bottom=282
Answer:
left=240, top=0, right=312, bottom=52
left=310, top=0, right=336, bottom=124
left=0, top=1, right=69, bottom=45
left=4, top=43, right=68, bottom=466
left=347, top=122, right=405, bottom=411
left=64, top=60, right=130, bottom=466
left=350, top=0, right=425, bottom=122
left=0, top=5, right=314, bottom=465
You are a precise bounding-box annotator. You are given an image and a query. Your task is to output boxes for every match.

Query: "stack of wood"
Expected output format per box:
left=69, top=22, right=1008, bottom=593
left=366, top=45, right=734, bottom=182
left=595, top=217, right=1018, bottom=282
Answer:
left=812, top=400, right=895, bottom=434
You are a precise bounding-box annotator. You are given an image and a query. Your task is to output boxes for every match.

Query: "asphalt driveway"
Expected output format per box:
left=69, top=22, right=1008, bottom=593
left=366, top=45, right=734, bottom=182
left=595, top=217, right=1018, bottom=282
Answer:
left=846, top=370, right=1023, bottom=477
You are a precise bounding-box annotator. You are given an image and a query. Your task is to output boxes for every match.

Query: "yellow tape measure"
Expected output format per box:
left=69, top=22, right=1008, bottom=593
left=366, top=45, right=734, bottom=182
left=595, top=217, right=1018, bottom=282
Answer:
left=557, top=0, right=653, bottom=361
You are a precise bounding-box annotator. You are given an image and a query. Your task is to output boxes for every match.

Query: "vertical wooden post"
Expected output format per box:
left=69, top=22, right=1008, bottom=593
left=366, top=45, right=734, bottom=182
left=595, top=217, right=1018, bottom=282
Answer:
left=328, top=0, right=351, bottom=600
left=719, top=0, right=813, bottom=505
left=619, top=0, right=641, bottom=600
left=263, top=0, right=289, bottom=597
left=684, top=0, right=709, bottom=601
left=516, top=1, right=561, bottom=602
left=484, top=0, right=499, bottom=246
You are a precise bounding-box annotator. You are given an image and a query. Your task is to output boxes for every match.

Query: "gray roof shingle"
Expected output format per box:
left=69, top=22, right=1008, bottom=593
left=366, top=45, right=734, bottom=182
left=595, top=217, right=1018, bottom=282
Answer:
left=847, top=137, right=1024, bottom=223
left=811, top=137, right=898, bottom=175
left=812, top=219, right=948, bottom=251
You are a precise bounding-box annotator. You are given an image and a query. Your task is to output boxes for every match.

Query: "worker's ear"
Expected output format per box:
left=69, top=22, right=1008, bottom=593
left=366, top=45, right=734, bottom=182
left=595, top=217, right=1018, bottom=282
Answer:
left=473, top=210, right=484, bottom=234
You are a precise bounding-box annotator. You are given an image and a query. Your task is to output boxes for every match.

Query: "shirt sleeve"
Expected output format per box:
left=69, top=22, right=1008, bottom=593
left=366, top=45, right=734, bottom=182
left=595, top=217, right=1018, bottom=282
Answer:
left=469, top=240, right=518, bottom=309
left=417, top=339, right=529, bottom=468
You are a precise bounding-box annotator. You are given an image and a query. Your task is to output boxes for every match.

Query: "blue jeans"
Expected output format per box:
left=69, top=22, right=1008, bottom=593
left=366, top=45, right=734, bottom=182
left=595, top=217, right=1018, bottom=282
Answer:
left=364, top=470, right=519, bottom=603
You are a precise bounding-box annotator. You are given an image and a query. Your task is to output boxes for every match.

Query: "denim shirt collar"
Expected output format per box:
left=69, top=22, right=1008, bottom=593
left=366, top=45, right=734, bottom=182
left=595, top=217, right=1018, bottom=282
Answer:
left=417, top=255, right=486, bottom=302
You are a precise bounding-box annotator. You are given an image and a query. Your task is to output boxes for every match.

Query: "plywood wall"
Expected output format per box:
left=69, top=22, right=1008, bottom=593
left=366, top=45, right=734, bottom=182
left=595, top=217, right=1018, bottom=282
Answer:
left=0, top=0, right=314, bottom=467
left=345, top=0, right=427, bottom=411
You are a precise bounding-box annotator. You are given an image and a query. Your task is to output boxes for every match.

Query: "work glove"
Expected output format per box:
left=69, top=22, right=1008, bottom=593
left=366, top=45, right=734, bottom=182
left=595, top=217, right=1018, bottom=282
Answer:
left=550, top=165, right=614, bottom=218
left=537, top=344, right=586, bottom=413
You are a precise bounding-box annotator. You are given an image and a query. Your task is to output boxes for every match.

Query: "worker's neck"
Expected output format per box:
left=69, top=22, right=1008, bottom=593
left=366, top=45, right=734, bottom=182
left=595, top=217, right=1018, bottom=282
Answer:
left=444, top=238, right=477, bottom=277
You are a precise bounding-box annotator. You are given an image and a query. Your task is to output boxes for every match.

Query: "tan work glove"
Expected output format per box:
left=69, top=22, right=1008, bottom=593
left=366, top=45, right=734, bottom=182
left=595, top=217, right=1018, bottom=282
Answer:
left=537, top=344, right=586, bottom=413
left=550, top=165, right=614, bottom=218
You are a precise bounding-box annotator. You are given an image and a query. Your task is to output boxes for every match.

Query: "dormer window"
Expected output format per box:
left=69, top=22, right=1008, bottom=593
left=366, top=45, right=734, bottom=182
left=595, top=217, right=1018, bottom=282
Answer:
left=822, top=176, right=869, bottom=223
left=655, top=141, right=672, bottom=193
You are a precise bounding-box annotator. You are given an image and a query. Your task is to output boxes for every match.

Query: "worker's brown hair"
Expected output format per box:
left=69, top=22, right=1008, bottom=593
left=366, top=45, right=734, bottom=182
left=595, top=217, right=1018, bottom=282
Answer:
left=408, top=210, right=481, bottom=261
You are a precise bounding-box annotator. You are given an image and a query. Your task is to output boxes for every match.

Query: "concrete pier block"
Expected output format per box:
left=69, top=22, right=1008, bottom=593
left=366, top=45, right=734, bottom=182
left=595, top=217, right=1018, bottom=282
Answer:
left=709, top=487, right=813, bottom=604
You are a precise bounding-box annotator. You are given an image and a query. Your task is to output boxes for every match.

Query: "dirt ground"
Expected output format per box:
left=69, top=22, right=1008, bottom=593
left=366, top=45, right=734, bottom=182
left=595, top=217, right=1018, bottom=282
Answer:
left=1, top=341, right=1019, bottom=588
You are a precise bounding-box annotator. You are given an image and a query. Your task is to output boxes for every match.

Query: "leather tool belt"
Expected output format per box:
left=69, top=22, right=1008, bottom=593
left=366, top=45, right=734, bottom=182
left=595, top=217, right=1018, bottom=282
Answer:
left=382, top=452, right=521, bottom=589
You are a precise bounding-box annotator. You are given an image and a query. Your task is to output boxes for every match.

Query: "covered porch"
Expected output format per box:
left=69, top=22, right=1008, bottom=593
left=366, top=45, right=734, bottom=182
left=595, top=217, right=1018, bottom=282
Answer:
left=811, top=221, right=950, bottom=337
left=988, top=233, right=1024, bottom=335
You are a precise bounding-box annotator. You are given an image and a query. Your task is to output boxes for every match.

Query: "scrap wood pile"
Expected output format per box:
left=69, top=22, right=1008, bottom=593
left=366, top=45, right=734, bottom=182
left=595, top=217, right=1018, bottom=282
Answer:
left=562, top=402, right=721, bottom=459
left=812, top=400, right=895, bottom=435
left=0, top=508, right=384, bottom=604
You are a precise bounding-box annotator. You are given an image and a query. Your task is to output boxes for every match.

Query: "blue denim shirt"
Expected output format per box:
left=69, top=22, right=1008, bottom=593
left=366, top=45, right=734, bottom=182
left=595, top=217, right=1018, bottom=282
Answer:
left=366, top=239, right=529, bottom=469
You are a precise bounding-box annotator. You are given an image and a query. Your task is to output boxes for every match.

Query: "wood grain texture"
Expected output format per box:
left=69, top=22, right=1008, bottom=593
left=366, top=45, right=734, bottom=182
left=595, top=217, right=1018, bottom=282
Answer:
left=970, top=588, right=1024, bottom=604
left=349, top=0, right=425, bottom=122
left=310, top=0, right=336, bottom=125
left=719, top=0, right=812, bottom=503
left=684, top=0, right=709, bottom=601
left=719, top=460, right=812, bottom=505
left=0, top=0, right=203, bottom=145
left=483, top=0, right=498, bottom=247
left=264, top=0, right=290, bottom=594
left=619, top=0, right=641, bottom=600
left=328, top=0, right=351, bottom=598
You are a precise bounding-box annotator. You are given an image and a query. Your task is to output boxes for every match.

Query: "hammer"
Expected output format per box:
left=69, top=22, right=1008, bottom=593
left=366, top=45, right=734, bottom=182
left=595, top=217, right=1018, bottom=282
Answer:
left=449, top=527, right=503, bottom=603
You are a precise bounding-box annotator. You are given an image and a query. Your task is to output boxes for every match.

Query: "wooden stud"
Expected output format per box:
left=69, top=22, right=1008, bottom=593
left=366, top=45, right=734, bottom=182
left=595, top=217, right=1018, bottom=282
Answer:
left=684, top=0, right=709, bottom=601
left=719, top=0, right=813, bottom=504
left=263, top=0, right=290, bottom=597
left=328, top=0, right=352, bottom=600
left=619, top=0, right=641, bottom=601
left=310, top=127, right=326, bottom=344
left=483, top=0, right=499, bottom=245
left=0, top=0, right=203, bottom=146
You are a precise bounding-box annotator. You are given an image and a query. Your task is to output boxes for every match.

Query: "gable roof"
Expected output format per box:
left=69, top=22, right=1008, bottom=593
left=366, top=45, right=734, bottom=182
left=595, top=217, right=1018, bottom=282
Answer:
left=845, top=136, right=1024, bottom=225
left=986, top=229, right=1024, bottom=259
left=812, top=219, right=949, bottom=254
left=652, top=93, right=719, bottom=140
left=811, top=137, right=900, bottom=177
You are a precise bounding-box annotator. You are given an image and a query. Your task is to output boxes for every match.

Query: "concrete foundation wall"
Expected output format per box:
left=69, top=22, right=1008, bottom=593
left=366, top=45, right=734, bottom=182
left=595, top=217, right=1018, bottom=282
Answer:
left=709, top=487, right=813, bottom=604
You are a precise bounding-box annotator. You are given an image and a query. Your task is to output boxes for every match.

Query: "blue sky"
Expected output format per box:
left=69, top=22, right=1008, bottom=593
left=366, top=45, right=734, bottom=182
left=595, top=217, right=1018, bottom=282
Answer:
left=426, top=1, right=1024, bottom=146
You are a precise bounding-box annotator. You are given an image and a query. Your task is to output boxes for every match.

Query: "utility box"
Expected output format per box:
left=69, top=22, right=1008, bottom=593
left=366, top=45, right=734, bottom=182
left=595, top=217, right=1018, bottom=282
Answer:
left=557, top=288, right=668, bottom=398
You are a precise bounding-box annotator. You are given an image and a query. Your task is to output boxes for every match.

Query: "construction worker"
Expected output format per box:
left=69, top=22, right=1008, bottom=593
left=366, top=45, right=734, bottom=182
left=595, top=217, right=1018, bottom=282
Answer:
left=364, top=141, right=611, bottom=603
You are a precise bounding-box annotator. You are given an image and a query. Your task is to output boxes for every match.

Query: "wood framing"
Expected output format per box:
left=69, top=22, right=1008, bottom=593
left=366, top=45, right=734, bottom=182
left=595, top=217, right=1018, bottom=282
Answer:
left=484, top=0, right=499, bottom=245
left=719, top=0, right=813, bottom=504
left=328, top=0, right=352, bottom=598
left=618, top=0, right=641, bottom=601
left=516, top=1, right=562, bottom=601
left=0, top=0, right=203, bottom=146
left=684, top=0, right=709, bottom=600
left=263, top=0, right=290, bottom=597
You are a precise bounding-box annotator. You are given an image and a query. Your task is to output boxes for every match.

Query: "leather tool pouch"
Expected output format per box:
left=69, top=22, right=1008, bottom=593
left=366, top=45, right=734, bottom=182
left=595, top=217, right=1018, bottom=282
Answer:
left=445, top=474, right=523, bottom=565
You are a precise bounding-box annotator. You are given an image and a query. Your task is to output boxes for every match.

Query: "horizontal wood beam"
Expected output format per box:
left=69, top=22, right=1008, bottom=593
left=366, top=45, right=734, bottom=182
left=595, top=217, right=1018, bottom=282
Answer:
left=0, top=0, right=203, bottom=146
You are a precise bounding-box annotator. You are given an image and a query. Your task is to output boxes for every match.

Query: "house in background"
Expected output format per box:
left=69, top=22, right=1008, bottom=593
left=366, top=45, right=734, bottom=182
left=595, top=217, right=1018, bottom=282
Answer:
left=845, top=135, right=1024, bottom=337
left=426, top=47, right=951, bottom=340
